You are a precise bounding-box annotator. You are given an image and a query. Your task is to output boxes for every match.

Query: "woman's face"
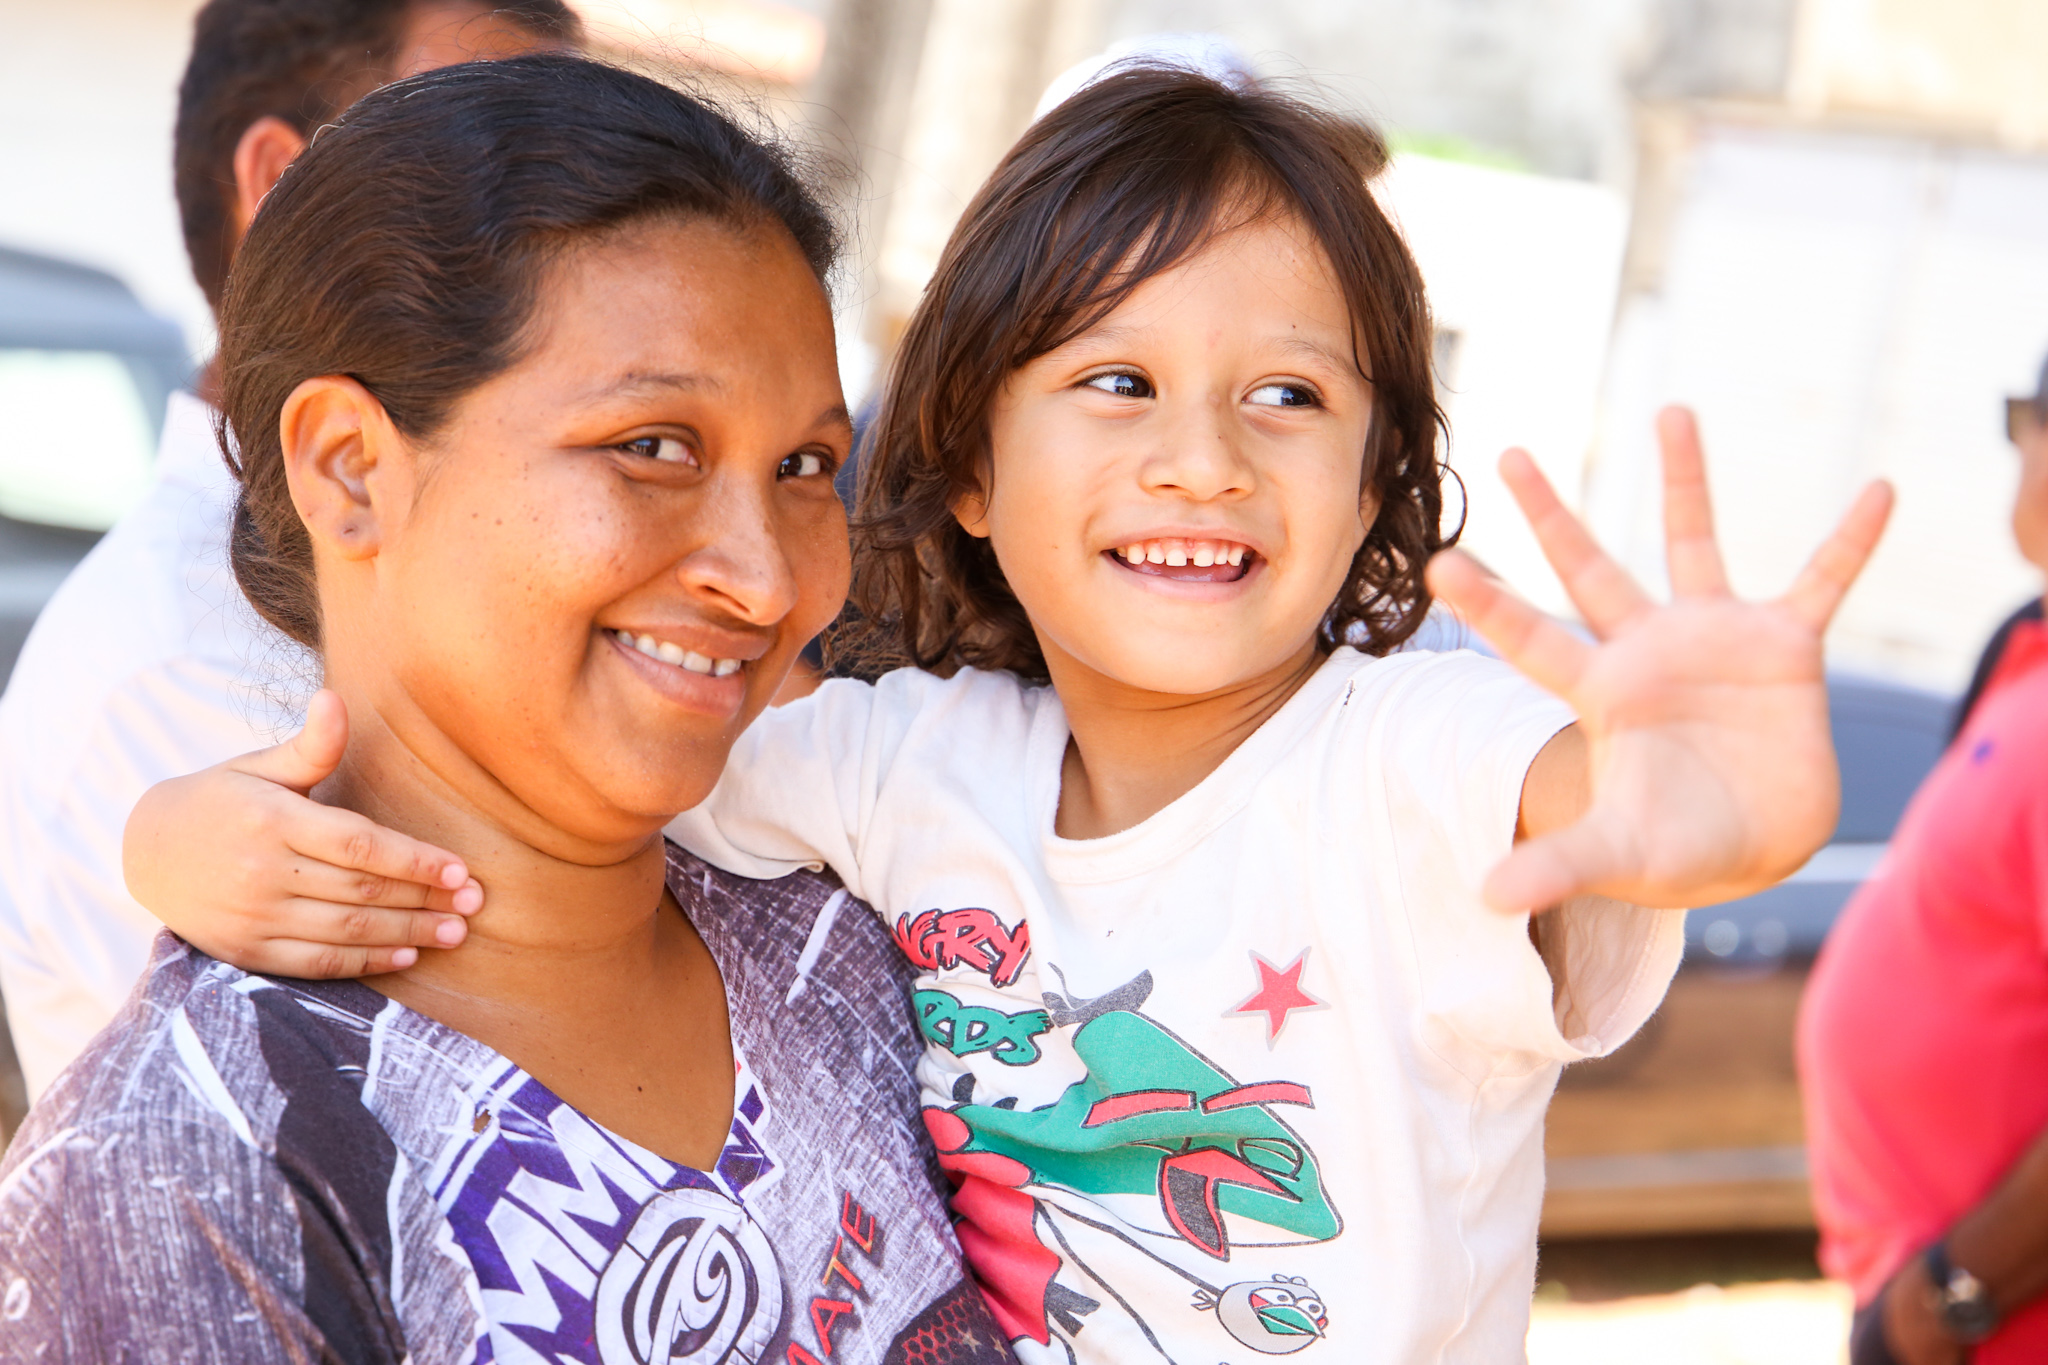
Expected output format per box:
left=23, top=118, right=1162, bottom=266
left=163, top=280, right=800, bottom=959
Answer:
left=307, top=216, right=851, bottom=851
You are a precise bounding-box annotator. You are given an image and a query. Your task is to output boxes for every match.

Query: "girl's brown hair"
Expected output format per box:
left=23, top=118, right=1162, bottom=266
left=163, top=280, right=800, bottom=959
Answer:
left=834, top=65, right=1453, bottom=683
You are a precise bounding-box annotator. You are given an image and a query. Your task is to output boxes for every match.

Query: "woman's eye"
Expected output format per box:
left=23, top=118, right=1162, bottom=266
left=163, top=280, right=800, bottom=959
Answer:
left=618, top=436, right=694, bottom=464
left=1084, top=372, right=1154, bottom=400
left=778, top=451, right=828, bottom=479
left=1247, top=383, right=1319, bottom=408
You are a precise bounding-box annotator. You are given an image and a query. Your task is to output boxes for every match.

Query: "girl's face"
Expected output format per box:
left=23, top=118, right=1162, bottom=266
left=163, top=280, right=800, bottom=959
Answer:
left=307, top=217, right=851, bottom=850
left=967, top=211, right=1378, bottom=696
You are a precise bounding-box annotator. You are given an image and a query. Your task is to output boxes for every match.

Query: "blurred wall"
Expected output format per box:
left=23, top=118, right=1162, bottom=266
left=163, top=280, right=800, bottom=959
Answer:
left=0, top=0, right=211, bottom=358
left=0, top=0, right=833, bottom=371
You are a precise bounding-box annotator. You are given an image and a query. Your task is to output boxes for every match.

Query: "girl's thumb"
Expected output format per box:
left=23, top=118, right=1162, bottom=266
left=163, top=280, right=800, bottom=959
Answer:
left=242, top=689, right=349, bottom=793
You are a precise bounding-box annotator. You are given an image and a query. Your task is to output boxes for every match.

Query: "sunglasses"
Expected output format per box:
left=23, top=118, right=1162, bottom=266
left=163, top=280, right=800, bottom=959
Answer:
left=2009, top=396, right=2047, bottom=444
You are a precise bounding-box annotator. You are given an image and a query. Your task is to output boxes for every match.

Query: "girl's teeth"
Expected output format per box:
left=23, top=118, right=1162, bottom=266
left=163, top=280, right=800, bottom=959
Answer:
left=1117, top=539, right=1251, bottom=568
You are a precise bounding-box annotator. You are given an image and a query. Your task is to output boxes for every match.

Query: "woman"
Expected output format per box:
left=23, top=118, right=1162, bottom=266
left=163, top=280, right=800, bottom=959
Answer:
left=0, top=55, right=1007, bottom=1365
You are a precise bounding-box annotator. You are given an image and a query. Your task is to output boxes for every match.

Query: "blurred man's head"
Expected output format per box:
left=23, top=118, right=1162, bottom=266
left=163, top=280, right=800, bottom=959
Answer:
left=2009, top=355, right=2048, bottom=574
left=174, top=0, right=583, bottom=313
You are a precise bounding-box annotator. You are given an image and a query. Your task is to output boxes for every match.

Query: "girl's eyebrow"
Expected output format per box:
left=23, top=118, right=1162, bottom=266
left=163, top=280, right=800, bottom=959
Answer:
left=1269, top=335, right=1353, bottom=374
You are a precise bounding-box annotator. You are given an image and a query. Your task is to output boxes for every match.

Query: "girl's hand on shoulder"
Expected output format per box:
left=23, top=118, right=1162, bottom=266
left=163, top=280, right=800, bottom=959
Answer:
left=122, top=690, right=482, bottom=976
left=1426, top=405, right=1893, bottom=913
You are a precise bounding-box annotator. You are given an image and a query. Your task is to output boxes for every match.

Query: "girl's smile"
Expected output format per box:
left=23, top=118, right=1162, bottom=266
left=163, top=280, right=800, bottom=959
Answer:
left=1107, top=536, right=1258, bottom=583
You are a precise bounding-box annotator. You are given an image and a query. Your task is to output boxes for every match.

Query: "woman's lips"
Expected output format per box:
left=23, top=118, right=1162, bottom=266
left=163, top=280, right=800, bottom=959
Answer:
left=605, top=628, right=748, bottom=714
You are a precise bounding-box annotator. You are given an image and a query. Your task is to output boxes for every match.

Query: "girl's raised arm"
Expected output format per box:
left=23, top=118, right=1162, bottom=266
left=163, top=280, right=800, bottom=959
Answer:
left=1429, top=404, right=1894, bottom=915
left=122, top=690, right=480, bottom=977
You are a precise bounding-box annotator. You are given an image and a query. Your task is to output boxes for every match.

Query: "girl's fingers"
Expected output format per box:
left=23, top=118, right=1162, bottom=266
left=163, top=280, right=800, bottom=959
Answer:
left=1781, top=479, right=1895, bottom=631
left=1427, top=550, right=1592, bottom=699
left=258, top=939, right=422, bottom=980
left=1656, top=406, right=1732, bottom=598
left=279, top=858, right=482, bottom=915
left=1497, top=449, right=1650, bottom=635
left=275, top=896, right=469, bottom=950
left=285, top=802, right=471, bottom=897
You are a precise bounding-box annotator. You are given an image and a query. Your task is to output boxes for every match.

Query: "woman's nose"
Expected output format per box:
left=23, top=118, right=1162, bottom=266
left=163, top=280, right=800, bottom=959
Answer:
left=672, top=479, right=801, bottom=627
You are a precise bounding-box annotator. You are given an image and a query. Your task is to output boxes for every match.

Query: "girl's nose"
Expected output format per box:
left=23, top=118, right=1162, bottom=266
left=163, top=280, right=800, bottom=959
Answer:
left=1138, top=399, right=1256, bottom=500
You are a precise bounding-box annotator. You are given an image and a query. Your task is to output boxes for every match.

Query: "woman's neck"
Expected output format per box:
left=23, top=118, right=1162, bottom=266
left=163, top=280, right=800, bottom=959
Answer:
left=316, top=695, right=673, bottom=1005
left=314, top=688, right=737, bottom=1169
left=1045, top=639, right=1325, bottom=841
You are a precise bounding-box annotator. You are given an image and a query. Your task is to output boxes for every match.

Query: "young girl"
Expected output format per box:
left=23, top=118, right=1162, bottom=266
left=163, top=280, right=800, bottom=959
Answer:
left=131, top=67, right=1891, bottom=1363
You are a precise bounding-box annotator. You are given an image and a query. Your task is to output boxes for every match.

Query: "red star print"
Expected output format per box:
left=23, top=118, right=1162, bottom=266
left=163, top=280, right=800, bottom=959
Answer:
left=1228, top=948, right=1329, bottom=1047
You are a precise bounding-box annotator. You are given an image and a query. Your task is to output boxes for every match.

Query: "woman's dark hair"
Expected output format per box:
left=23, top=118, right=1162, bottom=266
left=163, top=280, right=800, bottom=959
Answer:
left=215, top=54, right=838, bottom=649
left=833, top=66, right=1450, bottom=683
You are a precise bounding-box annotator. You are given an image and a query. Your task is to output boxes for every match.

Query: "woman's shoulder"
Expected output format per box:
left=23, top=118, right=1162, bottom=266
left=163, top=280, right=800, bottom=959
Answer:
left=0, top=938, right=473, bottom=1362
left=15, top=936, right=397, bottom=1156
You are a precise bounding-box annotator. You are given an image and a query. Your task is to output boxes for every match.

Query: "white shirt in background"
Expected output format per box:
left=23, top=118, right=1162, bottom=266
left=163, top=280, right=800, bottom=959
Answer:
left=672, top=647, right=1684, bottom=1365
left=0, top=392, right=299, bottom=1098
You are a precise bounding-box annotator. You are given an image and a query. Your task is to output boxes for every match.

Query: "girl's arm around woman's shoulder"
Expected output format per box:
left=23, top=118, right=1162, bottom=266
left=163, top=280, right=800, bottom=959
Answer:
left=119, top=665, right=1010, bottom=979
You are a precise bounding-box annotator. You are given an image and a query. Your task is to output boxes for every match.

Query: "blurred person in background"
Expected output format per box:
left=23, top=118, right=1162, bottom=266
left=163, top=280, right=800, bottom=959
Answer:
left=0, top=0, right=580, bottom=1102
left=1799, top=351, right=2048, bottom=1365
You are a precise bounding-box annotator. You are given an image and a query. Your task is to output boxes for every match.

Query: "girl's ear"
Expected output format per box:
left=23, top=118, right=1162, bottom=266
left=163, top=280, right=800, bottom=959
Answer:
left=951, top=483, right=993, bottom=540
left=278, top=376, right=407, bottom=562
left=1358, top=485, right=1383, bottom=538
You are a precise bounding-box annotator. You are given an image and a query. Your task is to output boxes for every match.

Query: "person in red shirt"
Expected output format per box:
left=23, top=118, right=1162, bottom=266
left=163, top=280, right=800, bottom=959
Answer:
left=1800, top=353, right=2048, bottom=1365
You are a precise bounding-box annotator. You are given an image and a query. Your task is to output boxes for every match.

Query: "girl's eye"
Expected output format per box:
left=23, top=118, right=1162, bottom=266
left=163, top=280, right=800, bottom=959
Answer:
left=618, top=436, right=695, bottom=464
left=778, top=451, right=828, bottom=479
left=1084, top=372, right=1154, bottom=400
left=1247, top=383, right=1319, bottom=408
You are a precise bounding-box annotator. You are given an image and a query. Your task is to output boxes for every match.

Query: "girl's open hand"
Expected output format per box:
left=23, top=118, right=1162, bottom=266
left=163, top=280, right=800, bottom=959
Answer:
left=1426, top=405, right=1894, bottom=913
left=122, top=690, right=482, bottom=976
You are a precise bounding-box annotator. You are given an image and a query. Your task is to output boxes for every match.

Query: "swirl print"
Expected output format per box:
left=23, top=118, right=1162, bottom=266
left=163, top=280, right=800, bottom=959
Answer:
left=595, top=1187, right=785, bottom=1364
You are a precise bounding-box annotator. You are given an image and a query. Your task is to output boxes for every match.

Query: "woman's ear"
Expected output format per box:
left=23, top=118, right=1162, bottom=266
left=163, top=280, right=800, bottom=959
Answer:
left=279, top=376, right=406, bottom=562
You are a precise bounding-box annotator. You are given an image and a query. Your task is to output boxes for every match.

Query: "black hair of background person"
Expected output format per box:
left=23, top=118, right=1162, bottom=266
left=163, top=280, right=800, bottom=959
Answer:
left=175, top=0, right=584, bottom=308
left=1952, top=598, right=2047, bottom=740
left=215, top=52, right=840, bottom=650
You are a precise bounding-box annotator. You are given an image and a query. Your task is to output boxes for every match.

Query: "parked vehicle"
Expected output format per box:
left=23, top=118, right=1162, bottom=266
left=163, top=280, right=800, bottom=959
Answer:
left=0, top=244, right=188, bottom=686
left=1542, top=673, right=1955, bottom=1235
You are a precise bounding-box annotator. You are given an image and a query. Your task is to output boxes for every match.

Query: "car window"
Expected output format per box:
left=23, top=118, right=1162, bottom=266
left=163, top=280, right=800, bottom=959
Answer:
left=1829, top=675, right=1951, bottom=843
left=0, top=349, right=158, bottom=531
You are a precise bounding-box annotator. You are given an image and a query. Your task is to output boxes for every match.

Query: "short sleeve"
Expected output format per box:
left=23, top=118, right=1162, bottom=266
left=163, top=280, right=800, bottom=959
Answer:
left=666, top=674, right=905, bottom=902
left=0, top=1117, right=405, bottom=1364
left=1367, top=652, right=1683, bottom=1073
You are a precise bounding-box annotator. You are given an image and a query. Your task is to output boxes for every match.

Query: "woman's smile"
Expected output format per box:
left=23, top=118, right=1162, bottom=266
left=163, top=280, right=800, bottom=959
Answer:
left=604, top=626, right=751, bottom=717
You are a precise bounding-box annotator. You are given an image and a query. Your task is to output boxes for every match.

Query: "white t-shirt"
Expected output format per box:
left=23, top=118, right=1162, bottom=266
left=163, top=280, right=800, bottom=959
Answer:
left=672, top=646, right=1684, bottom=1365
left=0, top=392, right=299, bottom=1098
